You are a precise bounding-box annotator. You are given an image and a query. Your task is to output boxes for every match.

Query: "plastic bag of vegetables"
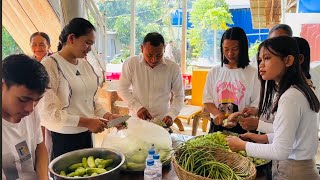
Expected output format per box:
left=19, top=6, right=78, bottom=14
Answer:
left=101, top=117, right=172, bottom=171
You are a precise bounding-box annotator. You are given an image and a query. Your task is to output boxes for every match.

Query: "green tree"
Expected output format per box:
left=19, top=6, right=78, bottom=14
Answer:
left=249, top=40, right=261, bottom=60
left=188, top=0, right=233, bottom=57
left=2, top=26, right=23, bottom=59
left=97, top=0, right=180, bottom=56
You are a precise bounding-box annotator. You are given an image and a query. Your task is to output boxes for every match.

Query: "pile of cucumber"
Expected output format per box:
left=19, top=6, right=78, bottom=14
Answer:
left=59, top=156, right=114, bottom=177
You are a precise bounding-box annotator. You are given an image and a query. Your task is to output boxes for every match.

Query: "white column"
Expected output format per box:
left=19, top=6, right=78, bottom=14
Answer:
left=130, top=0, right=136, bottom=57
left=103, top=12, right=108, bottom=64
left=59, top=0, right=85, bottom=26
left=181, top=0, right=187, bottom=74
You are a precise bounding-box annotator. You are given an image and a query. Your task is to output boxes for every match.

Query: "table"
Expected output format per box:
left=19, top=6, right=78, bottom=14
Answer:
left=119, top=163, right=271, bottom=180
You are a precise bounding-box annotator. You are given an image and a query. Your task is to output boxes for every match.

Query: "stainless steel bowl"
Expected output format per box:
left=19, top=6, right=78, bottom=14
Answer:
left=49, top=148, right=125, bottom=180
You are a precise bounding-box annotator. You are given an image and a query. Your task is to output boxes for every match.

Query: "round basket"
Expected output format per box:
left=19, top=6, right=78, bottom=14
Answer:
left=172, top=148, right=256, bottom=180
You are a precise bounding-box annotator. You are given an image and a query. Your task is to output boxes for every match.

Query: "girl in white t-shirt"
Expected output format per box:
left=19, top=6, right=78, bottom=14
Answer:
left=227, top=36, right=320, bottom=179
left=203, top=27, right=260, bottom=134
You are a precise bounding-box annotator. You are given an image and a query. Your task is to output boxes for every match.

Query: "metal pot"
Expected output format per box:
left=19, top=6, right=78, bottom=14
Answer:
left=49, top=148, right=125, bottom=180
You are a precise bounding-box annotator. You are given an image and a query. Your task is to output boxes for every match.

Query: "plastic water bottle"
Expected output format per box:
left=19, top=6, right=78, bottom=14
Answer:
left=145, top=148, right=155, bottom=166
left=153, top=154, right=162, bottom=180
left=144, top=159, right=156, bottom=180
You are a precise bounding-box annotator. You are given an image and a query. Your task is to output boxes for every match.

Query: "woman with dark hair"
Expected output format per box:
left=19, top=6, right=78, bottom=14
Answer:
left=293, top=37, right=314, bottom=88
left=202, top=27, right=260, bottom=134
left=227, top=36, right=320, bottom=179
left=39, top=17, right=122, bottom=159
left=30, top=32, right=52, bottom=61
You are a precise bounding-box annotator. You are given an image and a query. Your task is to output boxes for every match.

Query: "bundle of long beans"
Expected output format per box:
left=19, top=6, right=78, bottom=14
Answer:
left=186, top=132, right=268, bottom=166
left=175, top=145, right=248, bottom=180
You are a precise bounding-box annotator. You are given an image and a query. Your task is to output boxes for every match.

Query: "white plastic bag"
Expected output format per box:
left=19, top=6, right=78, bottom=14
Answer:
left=101, top=117, right=172, bottom=171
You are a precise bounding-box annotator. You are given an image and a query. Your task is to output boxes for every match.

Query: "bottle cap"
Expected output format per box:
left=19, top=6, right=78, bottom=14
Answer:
left=148, top=149, right=155, bottom=155
left=147, top=159, right=154, bottom=166
left=153, top=154, right=160, bottom=160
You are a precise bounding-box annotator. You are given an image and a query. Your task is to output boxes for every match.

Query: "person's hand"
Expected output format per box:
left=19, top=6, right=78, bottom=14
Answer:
left=162, top=116, right=173, bottom=127
left=223, top=112, right=242, bottom=128
left=137, top=107, right=153, bottom=120
left=86, top=118, right=108, bottom=133
left=238, top=117, right=259, bottom=131
left=105, top=113, right=122, bottom=120
left=226, top=136, right=247, bottom=152
left=213, top=113, right=225, bottom=125
left=242, top=107, right=258, bottom=116
left=240, top=132, right=268, bottom=144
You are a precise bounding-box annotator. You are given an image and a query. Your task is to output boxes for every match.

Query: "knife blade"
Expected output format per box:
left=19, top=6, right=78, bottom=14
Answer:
left=102, top=115, right=131, bottom=128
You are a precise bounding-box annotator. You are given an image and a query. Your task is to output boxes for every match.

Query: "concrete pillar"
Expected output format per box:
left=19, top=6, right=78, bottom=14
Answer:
left=59, top=0, right=86, bottom=27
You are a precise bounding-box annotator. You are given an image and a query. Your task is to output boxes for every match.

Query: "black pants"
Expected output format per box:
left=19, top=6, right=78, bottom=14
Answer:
left=50, top=131, right=93, bottom=159
left=208, top=118, right=247, bottom=134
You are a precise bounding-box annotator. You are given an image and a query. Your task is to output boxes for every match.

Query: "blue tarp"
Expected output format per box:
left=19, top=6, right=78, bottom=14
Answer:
left=171, top=8, right=269, bottom=44
left=298, top=0, right=320, bottom=13
left=228, top=8, right=269, bottom=44
left=171, top=9, right=193, bottom=29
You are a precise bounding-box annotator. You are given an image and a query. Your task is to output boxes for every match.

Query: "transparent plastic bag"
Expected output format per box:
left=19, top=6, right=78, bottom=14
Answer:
left=101, top=117, right=172, bottom=171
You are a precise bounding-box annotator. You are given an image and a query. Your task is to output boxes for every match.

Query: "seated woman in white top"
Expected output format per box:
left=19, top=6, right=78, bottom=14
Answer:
left=227, top=36, right=320, bottom=179
left=39, top=18, right=122, bottom=159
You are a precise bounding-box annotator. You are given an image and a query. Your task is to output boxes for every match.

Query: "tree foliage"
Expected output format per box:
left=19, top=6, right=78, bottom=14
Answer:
left=2, top=26, right=23, bottom=59
left=188, top=0, right=233, bottom=57
left=248, top=40, right=261, bottom=60
left=97, top=0, right=179, bottom=56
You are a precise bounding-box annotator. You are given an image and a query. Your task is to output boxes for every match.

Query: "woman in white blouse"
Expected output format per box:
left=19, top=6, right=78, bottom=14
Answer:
left=39, top=18, right=121, bottom=159
left=227, top=36, right=320, bottom=179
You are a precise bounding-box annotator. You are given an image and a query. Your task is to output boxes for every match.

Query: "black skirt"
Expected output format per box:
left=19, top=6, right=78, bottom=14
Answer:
left=50, top=130, right=93, bottom=159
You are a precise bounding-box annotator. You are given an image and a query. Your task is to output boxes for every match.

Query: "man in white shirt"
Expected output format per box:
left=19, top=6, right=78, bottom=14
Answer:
left=118, top=32, right=185, bottom=127
left=2, top=54, right=50, bottom=180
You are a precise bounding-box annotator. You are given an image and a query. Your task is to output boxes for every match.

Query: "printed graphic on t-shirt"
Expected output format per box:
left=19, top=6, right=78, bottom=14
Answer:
left=15, top=141, right=32, bottom=163
left=216, top=80, right=246, bottom=115
left=2, top=141, right=33, bottom=180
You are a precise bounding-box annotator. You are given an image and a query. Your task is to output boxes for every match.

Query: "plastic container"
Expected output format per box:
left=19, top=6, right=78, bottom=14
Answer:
left=144, top=159, right=156, bottom=180
left=145, top=148, right=156, bottom=166
left=153, top=154, right=162, bottom=180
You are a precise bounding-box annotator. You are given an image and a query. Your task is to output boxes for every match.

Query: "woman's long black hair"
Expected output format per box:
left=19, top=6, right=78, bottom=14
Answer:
left=257, top=36, right=319, bottom=118
left=220, top=27, right=250, bottom=68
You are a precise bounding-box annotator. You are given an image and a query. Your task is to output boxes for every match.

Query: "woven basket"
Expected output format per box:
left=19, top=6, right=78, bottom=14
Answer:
left=172, top=148, right=256, bottom=180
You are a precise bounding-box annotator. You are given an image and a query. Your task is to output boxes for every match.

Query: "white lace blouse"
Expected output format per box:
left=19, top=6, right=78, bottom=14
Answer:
left=39, top=53, right=107, bottom=134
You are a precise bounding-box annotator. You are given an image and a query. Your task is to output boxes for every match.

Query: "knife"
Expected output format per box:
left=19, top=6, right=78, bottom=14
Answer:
left=100, top=115, right=131, bottom=128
